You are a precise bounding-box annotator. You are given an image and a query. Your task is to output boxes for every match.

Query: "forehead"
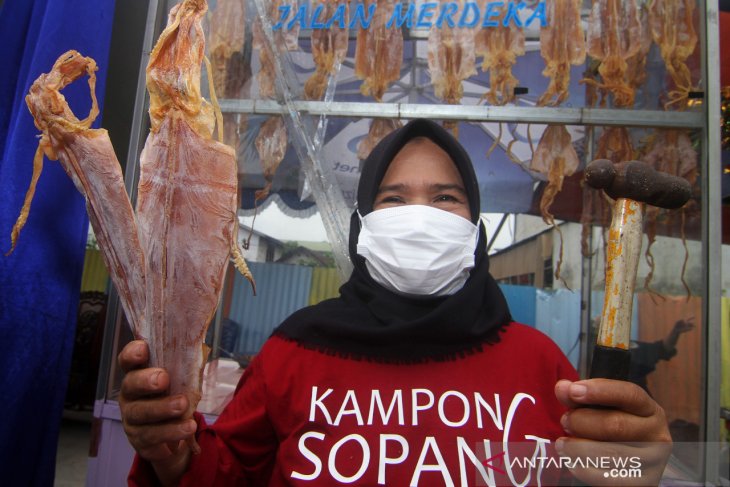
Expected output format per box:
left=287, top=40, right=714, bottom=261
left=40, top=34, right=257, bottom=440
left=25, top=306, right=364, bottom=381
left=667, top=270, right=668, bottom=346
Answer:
left=380, top=138, right=464, bottom=185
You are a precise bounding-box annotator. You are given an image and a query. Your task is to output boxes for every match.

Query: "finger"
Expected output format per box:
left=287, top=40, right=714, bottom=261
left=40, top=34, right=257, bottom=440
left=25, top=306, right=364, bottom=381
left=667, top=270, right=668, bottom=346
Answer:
left=555, top=379, right=581, bottom=409
left=118, top=340, right=150, bottom=372
left=562, top=406, right=669, bottom=443
left=124, top=418, right=197, bottom=457
left=122, top=394, right=188, bottom=426
left=120, top=368, right=169, bottom=400
left=557, top=379, right=656, bottom=417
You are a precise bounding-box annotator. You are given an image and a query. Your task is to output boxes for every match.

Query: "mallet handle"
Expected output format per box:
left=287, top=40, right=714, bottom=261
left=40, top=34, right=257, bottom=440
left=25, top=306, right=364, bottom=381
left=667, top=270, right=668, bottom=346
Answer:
left=590, top=198, right=643, bottom=380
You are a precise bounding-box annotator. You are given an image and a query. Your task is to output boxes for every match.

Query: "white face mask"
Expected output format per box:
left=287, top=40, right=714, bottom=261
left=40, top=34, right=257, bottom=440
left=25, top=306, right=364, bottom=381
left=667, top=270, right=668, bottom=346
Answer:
left=356, top=205, right=480, bottom=296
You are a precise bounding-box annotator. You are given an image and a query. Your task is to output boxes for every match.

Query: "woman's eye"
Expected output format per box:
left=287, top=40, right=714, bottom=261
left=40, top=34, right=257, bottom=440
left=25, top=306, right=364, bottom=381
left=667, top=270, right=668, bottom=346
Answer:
left=379, top=196, right=404, bottom=204
left=435, top=194, right=459, bottom=203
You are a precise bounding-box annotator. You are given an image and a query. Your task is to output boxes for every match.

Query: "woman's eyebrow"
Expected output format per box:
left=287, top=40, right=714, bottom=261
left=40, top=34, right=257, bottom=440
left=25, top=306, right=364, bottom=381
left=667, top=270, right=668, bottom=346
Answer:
left=376, top=183, right=407, bottom=194
left=430, top=183, right=466, bottom=194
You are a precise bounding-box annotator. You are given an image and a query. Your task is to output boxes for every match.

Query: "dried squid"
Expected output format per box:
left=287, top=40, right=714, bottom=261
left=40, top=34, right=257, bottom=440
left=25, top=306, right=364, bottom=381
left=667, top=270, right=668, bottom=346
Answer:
left=582, top=0, right=643, bottom=108
left=530, top=125, right=580, bottom=282
left=254, top=116, right=288, bottom=200
left=475, top=0, right=525, bottom=106
left=354, top=0, right=403, bottom=101
left=648, top=0, right=698, bottom=109
left=252, top=0, right=298, bottom=201
left=625, top=3, right=653, bottom=95
left=357, top=118, right=403, bottom=161
left=427, top=0, right=476, bottom=136
left=304, top=0, right=349, bottom=101
left=138, top=0, right=253, bottom=450
left=252, top=0, right=299, bottom=99
left=209, top=0, right=251, bottom=150
left=11, top=51, right=146, bottom=333
left=12, top=0, right=254, bottom=454
left=538, top=0, right=585, bottom=107
left=641, top=129, right=698, bottom=297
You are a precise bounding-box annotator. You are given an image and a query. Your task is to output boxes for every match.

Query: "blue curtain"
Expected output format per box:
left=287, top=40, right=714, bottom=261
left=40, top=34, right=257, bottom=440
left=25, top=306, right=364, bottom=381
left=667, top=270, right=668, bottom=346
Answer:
left=0, top=0, right=115, bottom=484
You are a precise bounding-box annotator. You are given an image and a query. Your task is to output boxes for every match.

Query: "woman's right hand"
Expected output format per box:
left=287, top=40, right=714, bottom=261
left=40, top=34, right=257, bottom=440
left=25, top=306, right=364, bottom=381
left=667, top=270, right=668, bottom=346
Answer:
left=118, top=340, right=195, bottom=485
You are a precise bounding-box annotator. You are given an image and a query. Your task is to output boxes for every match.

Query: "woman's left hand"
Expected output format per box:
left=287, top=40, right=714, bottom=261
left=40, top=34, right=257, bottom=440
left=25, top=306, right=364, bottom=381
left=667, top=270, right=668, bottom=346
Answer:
left=554, top=379, right=673, bottom=486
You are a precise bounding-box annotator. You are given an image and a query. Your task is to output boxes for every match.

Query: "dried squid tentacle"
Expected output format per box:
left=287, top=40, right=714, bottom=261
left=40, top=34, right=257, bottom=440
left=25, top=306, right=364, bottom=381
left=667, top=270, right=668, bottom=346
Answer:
left=6, top=145, right=45, bottom=256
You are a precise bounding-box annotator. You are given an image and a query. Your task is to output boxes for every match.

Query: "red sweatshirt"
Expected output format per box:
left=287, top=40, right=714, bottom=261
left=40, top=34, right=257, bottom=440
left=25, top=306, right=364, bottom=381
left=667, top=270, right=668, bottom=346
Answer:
left=129, top=323, right=578, bottom=486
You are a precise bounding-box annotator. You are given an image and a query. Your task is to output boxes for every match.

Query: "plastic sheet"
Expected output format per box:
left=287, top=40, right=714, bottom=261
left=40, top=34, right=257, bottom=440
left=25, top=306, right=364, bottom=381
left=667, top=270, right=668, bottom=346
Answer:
left=251, top=0, right=353, bottom=280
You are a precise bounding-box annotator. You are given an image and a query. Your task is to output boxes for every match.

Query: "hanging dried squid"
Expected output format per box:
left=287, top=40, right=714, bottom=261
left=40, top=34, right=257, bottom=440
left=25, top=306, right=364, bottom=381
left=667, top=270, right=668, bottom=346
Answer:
left=209, top=0, right=251, bottom=150
left=474, top=0, right=525, bottom=158
left=641, top=129, right=698, bottom=298
left=138, top=0, right=254, bottom=451
left=475, top=0, right=525, bottom=106
left=304, top=0, right=349, bottom=101
left=354, top=0, right=403, bottom=102
left=647, top=0, right=698, bottom=109
left=252, top=0, right=299, bottom=201
left=538, top=0, right=586, bottom=107
left=254, top=116, right=288, bottom=200
left=530, top=125, right=580, bottom=282
left=252, top=0, right=299, bottom=100
left=10, top=51, right=146, bottom=333
left=625, top=3, right=653, bottom=96
left=427, top=0, right=476, bottom=136
left=357, top=118, right=403, bottom=161
left=582, top=0, right=643, bottom=108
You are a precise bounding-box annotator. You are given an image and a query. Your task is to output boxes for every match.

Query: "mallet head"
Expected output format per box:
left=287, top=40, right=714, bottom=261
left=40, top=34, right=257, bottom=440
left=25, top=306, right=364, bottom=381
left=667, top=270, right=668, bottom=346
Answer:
left=584, top=159, right=692, bottom=209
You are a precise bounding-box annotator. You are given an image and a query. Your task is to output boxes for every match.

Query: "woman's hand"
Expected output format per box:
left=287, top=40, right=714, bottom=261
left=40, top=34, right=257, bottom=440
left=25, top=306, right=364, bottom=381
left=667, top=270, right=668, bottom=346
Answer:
left=554, top=379, right=672, bottom=486
left=118, top=340, right=194, bottom=485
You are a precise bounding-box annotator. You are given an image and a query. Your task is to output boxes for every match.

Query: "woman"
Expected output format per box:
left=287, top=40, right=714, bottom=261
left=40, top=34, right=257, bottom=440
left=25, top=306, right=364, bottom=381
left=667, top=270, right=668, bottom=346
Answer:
left=122, top=119, right=671, bottom=486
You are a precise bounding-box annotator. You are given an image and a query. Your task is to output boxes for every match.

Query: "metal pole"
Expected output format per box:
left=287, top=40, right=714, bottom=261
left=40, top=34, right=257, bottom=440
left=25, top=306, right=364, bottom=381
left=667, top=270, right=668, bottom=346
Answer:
left=487, top=213, right=510, bottom=253
left=216, top=99, right=705, bottom=129
left=701, top=0, right=723, bottom=483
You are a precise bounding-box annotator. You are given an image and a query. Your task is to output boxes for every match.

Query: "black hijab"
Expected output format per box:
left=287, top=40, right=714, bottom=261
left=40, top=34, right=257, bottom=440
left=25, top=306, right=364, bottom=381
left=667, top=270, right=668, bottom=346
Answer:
left=274, top=119, right=512, bottom=361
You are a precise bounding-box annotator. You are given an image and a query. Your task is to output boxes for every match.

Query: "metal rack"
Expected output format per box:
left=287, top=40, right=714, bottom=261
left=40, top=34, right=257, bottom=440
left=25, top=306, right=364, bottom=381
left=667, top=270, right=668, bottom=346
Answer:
left=218, top=98, right=706, bottom=128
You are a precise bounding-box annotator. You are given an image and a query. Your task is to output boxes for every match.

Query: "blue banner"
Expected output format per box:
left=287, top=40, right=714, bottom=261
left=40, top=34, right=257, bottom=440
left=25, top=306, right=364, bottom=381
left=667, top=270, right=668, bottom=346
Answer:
left=0, top=0, right=115, bottom=483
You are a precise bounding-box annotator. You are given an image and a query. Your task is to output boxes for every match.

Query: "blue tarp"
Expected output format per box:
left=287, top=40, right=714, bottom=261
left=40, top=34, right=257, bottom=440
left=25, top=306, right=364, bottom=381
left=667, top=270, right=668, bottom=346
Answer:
left=0, top=0, right=114, bottom=483
left=499, top=283, right=537, bottom=327
left=228, top=261, right=313, bottom=354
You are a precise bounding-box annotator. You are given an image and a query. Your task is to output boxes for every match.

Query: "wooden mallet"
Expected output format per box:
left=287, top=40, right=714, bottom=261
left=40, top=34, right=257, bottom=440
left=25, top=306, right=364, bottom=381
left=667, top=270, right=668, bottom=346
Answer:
left=584, top=159, right=692, bottom=380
